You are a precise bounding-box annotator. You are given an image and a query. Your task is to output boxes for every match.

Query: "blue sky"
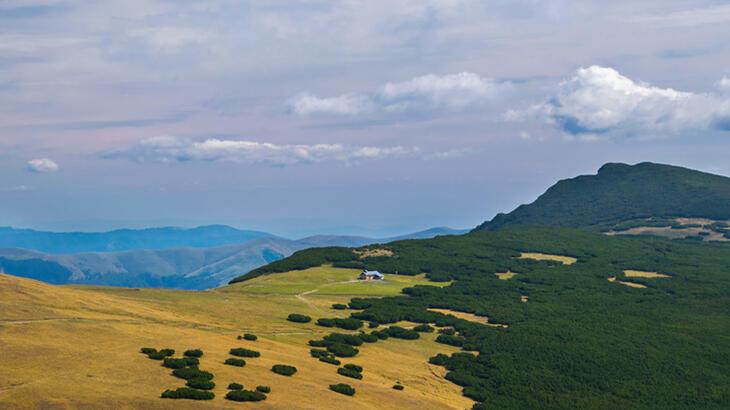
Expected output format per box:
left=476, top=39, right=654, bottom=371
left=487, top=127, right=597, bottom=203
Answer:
left=1, top=0, right=729, bottom=237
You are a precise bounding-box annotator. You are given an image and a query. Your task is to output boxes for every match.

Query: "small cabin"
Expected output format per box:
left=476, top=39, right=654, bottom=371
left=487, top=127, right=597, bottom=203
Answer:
left=358, top=270, right=384, bottom=281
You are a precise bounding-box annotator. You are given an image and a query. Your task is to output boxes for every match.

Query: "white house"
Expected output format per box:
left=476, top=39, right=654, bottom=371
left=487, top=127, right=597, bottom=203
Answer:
left=358, top=270, right=384, bottom=281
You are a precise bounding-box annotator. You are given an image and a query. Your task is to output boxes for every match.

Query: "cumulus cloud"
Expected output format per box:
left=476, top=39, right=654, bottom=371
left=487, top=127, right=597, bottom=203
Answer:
left=289, top=72, right=504, bottom=117
left=104, top=136, right=417, bottom=166
left=507, top=65, right=730, bottom=138
left=27, top=158, right=59, bottom=172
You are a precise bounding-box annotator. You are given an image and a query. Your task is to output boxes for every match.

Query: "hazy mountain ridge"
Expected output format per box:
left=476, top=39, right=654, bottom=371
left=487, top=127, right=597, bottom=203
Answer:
left=0, top=227, right=465, bottom=289
left=475, top=162, right=730, bottom=231
left=0, top=225, right=274, bottom=254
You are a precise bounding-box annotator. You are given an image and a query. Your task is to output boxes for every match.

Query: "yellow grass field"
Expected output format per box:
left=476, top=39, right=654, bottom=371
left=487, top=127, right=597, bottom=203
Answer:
left=1, top=266, right=471, bottom=410
left=494, top=271, right=517, bottom=280
left=607, top=276, right=647, bottom=289
left=517, top=252, right=577, bottom=265
left=623, top=270, right=671, bottom=278
left=427, top=309, right=508, bottom=328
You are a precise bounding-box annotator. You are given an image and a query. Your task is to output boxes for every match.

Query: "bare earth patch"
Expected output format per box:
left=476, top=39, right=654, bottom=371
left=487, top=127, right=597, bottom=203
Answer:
left=517, top=252, right=577, bottom=265
left=495, top=271, right=518, bottom=280
left=354, top=248, right=394, bottom=258
left=623, top=270, right=671, bottom=278
left=520, top=296, right=529, bottom=303
left=608, top=276, right=647, bottom=289
left=428, top=308, right=508, bottom=328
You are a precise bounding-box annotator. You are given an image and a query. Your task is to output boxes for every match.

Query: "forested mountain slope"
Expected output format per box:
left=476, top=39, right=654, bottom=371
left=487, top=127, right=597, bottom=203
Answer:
left=475, top=162, right=730, bottom=231
left=231, top=226, right=730, bottom=409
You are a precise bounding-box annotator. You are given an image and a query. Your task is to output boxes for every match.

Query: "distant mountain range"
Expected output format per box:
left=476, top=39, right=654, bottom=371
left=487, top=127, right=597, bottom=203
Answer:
left=475, top=162, right=730, bottom=231
left=0, top=227, right=466, bottom=289
left=0, top=225, right=272, bottom=253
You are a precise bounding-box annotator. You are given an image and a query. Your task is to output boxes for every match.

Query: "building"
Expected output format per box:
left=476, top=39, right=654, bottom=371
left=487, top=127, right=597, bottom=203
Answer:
left=358, top=270, right=384, bottom=281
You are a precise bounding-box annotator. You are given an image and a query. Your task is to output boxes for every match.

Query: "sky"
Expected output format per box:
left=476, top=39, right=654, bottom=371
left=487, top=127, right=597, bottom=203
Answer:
left=1, top=0, right=729, bottom=238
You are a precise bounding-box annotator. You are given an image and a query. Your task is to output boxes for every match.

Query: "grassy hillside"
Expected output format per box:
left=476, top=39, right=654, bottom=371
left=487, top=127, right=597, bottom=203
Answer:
left=475, top=162, right=730, bottom=231
left=1, top=266, right=468, bottom=409
left=231, top=227, right=730, bottom=409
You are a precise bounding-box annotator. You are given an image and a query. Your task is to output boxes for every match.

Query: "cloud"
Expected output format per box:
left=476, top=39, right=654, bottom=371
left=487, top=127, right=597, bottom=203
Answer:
left=628, top=4, right=730, bottom=27
left=289, top=72, right=504, bottom=117
left=27, top=158, right=58, bottom=172
left=104, top=136, right=417, bottom=166
left=507, top=65, right=730, bottom=138
left=718, top=76, right=730, bottom=93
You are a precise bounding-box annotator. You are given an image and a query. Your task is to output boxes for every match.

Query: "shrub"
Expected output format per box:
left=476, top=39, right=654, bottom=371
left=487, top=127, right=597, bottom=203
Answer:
left=172, top=367, right=214, bottom=381
left=271, top=364, right=297, bottom=376
left=368, top=322, right=379, bottom=328
left=393, top=384, right=404, bottom=390
left=319, top=356, right=341, bottom=366
left=287, top=313, right=312, bottom=323
left=184, top=349, right=203, bottom=358
left=310, top=349, right=329, bottom=358
left=243, top=333, right=258, bottom=341
left=383, top=326, right=419, bottom=340
left=326, top=343, right=359, bottom=358
left=140, top=347, right=156, bottom=354
left=229, top=348, right=261, bottom=358
left=323, top=333, right=363, bottom=346
left=359, top=333, right=378, bottom=343
left=317, top=317, right=363, bottom=330
left=161, top=387, right=214, bottom=400
left=429, top=353, right=449, bottom=366
left=224, top=358, right=246, bottom=367
left=438, top=327, right=456, bottom=335
left=414, top=324, right=434, bottom=333
left=343, top=363, right=363, bottom=373
left=225, top=390, right=266, bottom=402
left=186, top=378, right=215, bottom=390
left=436, top=334, right=466, bottom=347
left=147, top=348, right=175, bottom=360
left=256, top=385, right=271, bottom=393
left=308, top=340, right=327, bottom=347
left=184, top=357, right=200, bottom=366
left=147, top=351, right=167, bottom=360
left=329, top=383, right=356, bottom=396
left=337, top=367, right=363, bottom=380
left=372, top=330, right=389, bottom=340
left=228, top=383, right=243, bottom=390
left=163, top=357, right=191, bottom=369
left=332, top=303, right=348, bottom=310
left=159, top=348, right=175, bottom=357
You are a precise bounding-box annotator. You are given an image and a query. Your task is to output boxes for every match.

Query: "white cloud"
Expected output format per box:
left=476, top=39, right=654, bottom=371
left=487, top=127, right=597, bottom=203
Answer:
left=27, top=158, right=59, bottom=172
left=718, top=76, right=730, bottom=93
left=105, top=136, right=417, bottom=166
left=289, top=72, right=503, bottom=117
left=508, top=65, right=730, bottom=137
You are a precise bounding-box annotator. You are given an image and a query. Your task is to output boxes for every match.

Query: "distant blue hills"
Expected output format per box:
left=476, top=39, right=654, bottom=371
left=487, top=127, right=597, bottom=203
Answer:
left=0, top=225, right=466, bottom=289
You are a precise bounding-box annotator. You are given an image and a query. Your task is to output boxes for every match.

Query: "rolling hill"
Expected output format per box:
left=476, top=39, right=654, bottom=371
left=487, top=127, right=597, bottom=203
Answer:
left=475, top=162, right=730, bottom=231
left=0, top=227, right=465, bottom=289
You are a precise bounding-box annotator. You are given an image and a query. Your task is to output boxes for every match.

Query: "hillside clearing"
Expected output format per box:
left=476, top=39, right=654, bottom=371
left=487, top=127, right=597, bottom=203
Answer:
left=623, top=270, right=671, bottom=278
left=1, top=272, right=469, bottom=409
left=607, top=276, right=647, bottom=289
left=428, top=308, right=508, bottom=328
left=495, top=271, right=517, bottom=280
left=517, top=252, right=577, bottom=265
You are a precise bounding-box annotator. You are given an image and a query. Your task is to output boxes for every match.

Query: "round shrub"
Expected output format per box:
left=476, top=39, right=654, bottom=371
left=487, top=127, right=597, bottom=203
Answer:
left=308, top=340, right=327, bottom=347
left=184, top=357, right=199, bottom=366
left=436, top=334, right=466, bottom=347
left=316, top=318, right=336, bottom=327
left=224, top=358, right=246, bottom=367
left=271, top=364, right=297, bottom=376
left=172, top=367, right=214, bottom=381
left=158, top=348, right=175, bottom=356
left=186, top=378, right=215, bottom=390
left=438, top=327, right=456, bottom=335
left=429, top=353, right=449, bottom=366
left=337, top=367, right=363, bottom=380
left=393, top=384, right=404, bottom=391
left=147, top=351, right=167, bottom=360
left=256, top=385, right=271, bottom=393
left=413, top=324, right=434, bottom=333
left=140, top=347, right=157, bottom=355
left=310, top=348, right=329, bottom=358
left=225, top=390, right=266, bottom=402
left=287, top=313, right=312, bottom=323
left=384, top=326, right=419, bottom=340
left=243, top=333, right=257, bottom=341
left=229, top=347, right=261, bottom=358
left=228, top=382, right=243, bottom=390
left=323, top=333, right=363, bottom=346
left=327, top=343, right=359, bottom=358
left=368, top=321, right=379, bottom=328
left=319, top=356, right=341, bottom=366
left=332, top=303, right=348, bottom=310
left=329, top=383, right=355, bottom=396
left=359, top=333, right=378, bottom=343
left=343, top=363, right=363, bottom=373
left=163, top=358, right=191, bottom=369
left=184, top=349, right=203, bottom=358
left=161, top=387, right=214, bottom=400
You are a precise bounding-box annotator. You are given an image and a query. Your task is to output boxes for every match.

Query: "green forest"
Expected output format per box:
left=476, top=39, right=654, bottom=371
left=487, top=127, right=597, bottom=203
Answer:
left=232, top=226, right=730, bottom=409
